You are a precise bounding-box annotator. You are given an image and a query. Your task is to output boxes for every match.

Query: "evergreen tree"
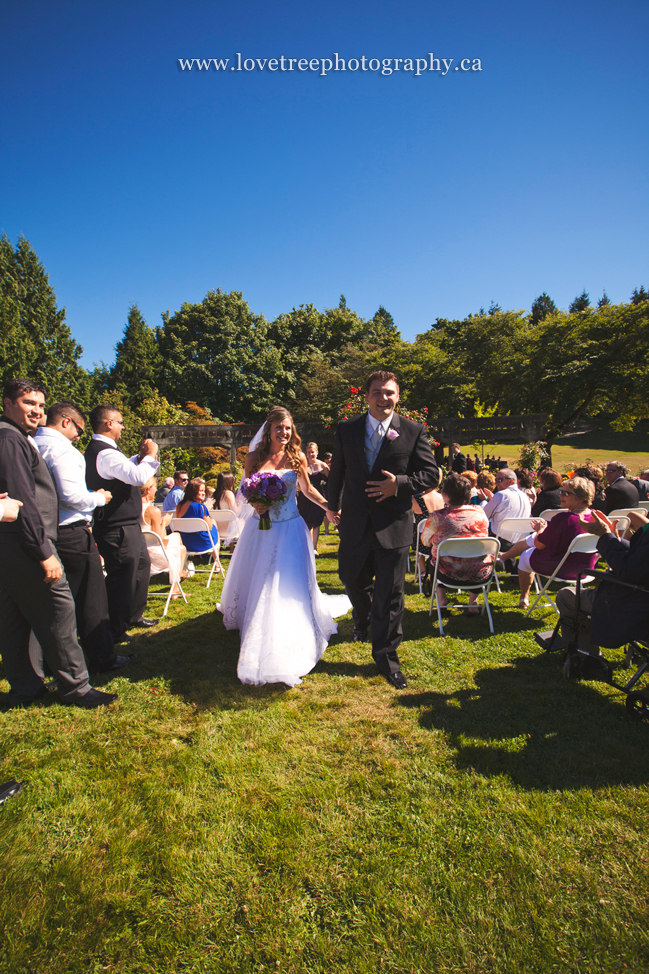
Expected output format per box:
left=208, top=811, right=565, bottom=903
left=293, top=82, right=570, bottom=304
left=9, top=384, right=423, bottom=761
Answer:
left=0, top=235, right=88, bottom=402
left=631, top=286, right=648, bottom=304
left=370, top=305, right=401, bottom=344
left=338, top=294, right=348, bottom=309
left=111, top=304, right=162, bottom=408
left=597, top=291, right=611, bottom=308
left=530, top=292, right=557, bottom=325
left=569, top=290, right=590, bottom=313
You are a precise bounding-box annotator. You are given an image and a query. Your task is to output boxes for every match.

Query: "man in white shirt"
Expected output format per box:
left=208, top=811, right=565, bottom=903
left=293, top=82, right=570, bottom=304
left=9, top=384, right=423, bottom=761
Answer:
left=85, top=404, right=160, bottom=644
left=482, top=467, right=531, bottom=545
left=35, top=401, right=134, bottom=672
left=162, top=470, right=189, bottom=512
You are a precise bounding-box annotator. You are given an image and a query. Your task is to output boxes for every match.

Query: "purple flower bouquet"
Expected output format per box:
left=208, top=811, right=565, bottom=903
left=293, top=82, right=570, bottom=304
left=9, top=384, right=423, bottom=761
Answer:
left=241, top=472, right=287, bottom=530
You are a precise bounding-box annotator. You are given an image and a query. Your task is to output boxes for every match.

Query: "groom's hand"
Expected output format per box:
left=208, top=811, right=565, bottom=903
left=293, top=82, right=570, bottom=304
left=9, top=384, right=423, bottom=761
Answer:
left=325, top=509, right=340, bottom=524
left=366, top=470, right=398, bottom=502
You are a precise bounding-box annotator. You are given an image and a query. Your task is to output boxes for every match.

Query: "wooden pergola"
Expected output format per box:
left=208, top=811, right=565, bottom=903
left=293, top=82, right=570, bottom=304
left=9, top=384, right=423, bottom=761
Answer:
left=141, top=422, right=334, bottom=468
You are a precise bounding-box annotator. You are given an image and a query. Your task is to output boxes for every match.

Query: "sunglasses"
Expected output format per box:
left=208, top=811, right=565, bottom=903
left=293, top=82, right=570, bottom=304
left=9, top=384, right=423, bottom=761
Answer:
left=559, top=489, right=574, bottom=496
left=64, top=416, right=84, bottom=436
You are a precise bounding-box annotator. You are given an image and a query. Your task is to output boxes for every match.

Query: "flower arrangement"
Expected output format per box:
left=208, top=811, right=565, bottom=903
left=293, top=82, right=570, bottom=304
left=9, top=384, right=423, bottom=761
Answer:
left=518, top=440, right=550, bottom=471
left=240, top=472, right=287, bottom=530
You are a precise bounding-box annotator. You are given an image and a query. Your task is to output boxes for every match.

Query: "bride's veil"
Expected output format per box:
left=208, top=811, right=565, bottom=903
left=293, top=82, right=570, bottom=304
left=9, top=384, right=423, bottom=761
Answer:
left=233, top=419, right=267, bottom=522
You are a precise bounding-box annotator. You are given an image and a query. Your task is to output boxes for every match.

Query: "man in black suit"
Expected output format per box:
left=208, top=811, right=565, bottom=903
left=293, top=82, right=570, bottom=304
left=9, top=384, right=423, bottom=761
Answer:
left=327, top=371, right=438, bottom=688
left=450, top=442, right=467, bottom=473
left=0, top=378, right=116, bottom=708
left=603, top=461, right=639, bottom=515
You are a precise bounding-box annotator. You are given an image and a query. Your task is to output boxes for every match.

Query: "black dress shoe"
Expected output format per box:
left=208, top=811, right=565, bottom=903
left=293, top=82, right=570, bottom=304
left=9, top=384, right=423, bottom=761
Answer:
left=386, top=670, right=408, bottom=689
left=97, top=654, right=137, bottom=673
left=64, top=688, right=118, bottom=709
left=353, top=629, right=369, bottom=642
left=132, top=618, right=159, bottom=628
left=0, top=780, right=24, bottom=804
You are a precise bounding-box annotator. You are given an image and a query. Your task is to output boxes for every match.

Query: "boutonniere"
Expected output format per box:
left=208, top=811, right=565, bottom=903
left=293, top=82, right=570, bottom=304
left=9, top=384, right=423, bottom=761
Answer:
left=386, top=429, right=399, bottom=441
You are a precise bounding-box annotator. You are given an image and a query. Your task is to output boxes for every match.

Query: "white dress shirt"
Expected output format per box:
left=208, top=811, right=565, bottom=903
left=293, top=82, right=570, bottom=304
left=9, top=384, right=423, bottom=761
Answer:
left=483, top=484, right=531, bottom=540
left=92, top=433, right=160, bottom=486
left=35, top=427, right=107, bottom=526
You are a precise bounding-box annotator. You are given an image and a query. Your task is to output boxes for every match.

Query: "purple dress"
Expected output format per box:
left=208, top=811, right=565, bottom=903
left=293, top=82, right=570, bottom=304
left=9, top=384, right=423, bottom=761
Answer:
left=529, top=511, right=598, bottom=578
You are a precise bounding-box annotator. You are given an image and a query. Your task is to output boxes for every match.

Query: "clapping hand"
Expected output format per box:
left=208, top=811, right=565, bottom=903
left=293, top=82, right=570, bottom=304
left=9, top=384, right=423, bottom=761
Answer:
left=579, top=510, right=614, bottom=537
left=530, top=518, right=546, bottom=534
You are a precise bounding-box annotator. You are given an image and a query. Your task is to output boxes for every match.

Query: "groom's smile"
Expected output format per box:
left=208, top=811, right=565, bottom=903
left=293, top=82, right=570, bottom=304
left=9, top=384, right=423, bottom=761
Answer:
left=365, top=379, right=400, bottom=422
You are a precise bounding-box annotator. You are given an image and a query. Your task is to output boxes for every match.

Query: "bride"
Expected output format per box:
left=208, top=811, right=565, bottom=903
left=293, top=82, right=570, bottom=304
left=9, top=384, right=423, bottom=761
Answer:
left=218, top=406, right=351, bottom=686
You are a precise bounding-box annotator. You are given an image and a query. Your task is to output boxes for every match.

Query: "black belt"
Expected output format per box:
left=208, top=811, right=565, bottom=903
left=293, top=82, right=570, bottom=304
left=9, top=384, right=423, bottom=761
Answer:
left=59, top=520, right=89, bottom=530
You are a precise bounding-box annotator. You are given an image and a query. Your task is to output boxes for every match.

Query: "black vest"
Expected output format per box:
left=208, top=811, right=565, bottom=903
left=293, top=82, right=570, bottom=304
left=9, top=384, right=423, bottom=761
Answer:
left=85, top=438, right=142, bottom=529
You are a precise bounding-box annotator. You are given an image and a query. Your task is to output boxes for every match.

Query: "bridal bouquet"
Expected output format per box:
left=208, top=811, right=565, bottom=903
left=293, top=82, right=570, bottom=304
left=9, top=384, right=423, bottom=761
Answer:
left=241, top=472, right=287, bottom=531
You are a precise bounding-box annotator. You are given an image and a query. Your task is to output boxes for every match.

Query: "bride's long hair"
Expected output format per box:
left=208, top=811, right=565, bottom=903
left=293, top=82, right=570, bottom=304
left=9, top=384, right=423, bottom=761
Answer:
left=249, top=406, right=302, bottom=473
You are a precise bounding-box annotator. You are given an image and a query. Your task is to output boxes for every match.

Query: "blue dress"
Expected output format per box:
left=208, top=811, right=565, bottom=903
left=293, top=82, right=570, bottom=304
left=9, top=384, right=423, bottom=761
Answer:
left=179, top=501, right=219, bottom=552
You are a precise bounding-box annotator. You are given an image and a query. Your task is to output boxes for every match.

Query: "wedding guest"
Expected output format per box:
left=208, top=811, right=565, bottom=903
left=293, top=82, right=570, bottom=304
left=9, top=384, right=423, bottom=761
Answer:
left=141, top=477, right=187, bottom=597
left=0, top=378, right=116, bottom=708
left=515, top=467, right=537, bottom=506
left=175, top=477, right=219, bottom=556
left=162, top=470, right=189, bottom=512
left=412, top=483, right=444, bottom=582
left=213, top=471, right=240, bottom=551
left=450, top=442, right=468, bottom=473
left=297, top=442, right=329, bottom=554
left=500, top=476, right=598, bottom=608
left=604, top=461, right=639, bottom=514
left=421, top=473, right=492, bottom=614
left=85, top=404, right=160, bottom=643
left=572, top=465, right=606, bottom=512
left=481, top=467, right=531, bottom=542
left=204, top=485, right=216, bottom=510
left=0, top=492, right=22, bottom=522
left=632, top=470, right=649, bottom=502
left=155, top=477, right=174, bottom=504
left=322, top=453, right=334, bottom=533
left=35, top=400, right=132, bottom=673
left=530, top=468, right=563, bottom=517
left=462, top=469, right=481, bottom=504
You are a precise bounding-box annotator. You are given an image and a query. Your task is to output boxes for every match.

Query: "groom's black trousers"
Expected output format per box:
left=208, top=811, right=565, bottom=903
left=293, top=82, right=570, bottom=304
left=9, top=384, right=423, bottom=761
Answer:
left=339, top=521, right=409, bottom=677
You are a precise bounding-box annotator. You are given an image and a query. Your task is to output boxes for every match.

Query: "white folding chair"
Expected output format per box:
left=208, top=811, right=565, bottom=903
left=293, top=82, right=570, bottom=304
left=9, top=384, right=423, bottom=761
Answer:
left=429, top=537, right=501, bottom=635
left=609, top=508, right=642, bottom=519
left=211, top=509, right=239, bottom=547
left=525, top=533, right=599, bottom=618
left=414, top=519, right=428, bottom=594
left=539, top=508, right=564, bottom=521
left=639, top=501, right=649, bottom=512
left=142, top=528, right=187, bottom=616
left=493, top=517, right=538, bottom=593
left=169, top=518, right=223, bottom=587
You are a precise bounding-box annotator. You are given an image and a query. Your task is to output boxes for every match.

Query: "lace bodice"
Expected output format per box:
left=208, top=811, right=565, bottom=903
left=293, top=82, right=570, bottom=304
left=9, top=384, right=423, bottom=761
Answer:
left=255, top=469, right=300, bottom=523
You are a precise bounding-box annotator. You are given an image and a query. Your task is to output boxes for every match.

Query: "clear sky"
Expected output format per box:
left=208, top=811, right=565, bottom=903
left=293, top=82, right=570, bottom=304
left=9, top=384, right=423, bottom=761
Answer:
left=1, top=0, right=647, bottom=368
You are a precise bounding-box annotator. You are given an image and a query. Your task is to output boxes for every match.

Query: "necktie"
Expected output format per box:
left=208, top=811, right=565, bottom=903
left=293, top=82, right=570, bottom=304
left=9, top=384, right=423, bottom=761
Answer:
left=367, top=424, right=383, bottom=469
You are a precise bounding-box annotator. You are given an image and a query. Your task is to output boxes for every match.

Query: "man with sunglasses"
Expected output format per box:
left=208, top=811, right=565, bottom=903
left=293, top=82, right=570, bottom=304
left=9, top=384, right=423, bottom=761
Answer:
left=162, top=470, right=189, bottom=512
left=481, top=466, right=532, bottom=555
left=85, top=404, right=160, bottom=644
left=35, top=401, right=133, bottom=673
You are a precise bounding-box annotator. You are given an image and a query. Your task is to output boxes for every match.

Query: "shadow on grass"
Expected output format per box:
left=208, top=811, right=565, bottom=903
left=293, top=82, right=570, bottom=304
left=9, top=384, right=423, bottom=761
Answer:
left=95, top=610, right=289, bottom=712
left=396, top=653, right=649, bottom=790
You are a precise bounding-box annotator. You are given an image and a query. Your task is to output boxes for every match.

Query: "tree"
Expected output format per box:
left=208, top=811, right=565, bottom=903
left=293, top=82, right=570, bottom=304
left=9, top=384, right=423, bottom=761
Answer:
left=631, top=286, right=648, bottom=305
left=569, top=290, right=590, bottom=313
left=111, top=304, right=162, bottom=408
left=370, top=305, right=401, bottom=344
left=530, top=292, right=557, bottom=325
left=597, top=291, right=611, bottom=308
left=157, top=289, right=283, bottom=422
left=0, top=235, right=89, bottom=403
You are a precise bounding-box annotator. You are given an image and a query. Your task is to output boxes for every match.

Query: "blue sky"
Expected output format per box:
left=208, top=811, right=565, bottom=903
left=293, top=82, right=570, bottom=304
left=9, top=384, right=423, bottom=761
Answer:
left=1, top=0, right=647, bottom=368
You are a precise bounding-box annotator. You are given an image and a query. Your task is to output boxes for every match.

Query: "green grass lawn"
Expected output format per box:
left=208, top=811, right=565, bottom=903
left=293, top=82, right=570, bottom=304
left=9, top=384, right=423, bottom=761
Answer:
left=1, top=538, right=649, bottom=973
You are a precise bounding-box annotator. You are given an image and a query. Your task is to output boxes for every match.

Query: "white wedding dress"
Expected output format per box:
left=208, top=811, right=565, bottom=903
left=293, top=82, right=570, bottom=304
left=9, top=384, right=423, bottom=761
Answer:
left=218, top=469, right=351, bottom=686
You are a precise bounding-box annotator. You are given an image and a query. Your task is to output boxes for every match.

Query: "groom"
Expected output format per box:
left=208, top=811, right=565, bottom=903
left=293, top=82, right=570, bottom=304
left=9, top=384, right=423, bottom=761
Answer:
left=327, top=371, right=438, bottom=688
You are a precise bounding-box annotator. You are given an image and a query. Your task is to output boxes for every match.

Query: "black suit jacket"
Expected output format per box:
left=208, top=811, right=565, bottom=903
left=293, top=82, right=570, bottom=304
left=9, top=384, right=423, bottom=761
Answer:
left=451, top=452, right=467, bottom=473
left=604, top=478, right=639, bottom=515
left=327, top=412, right=438, bottom=550
left=592, top=526, right=649, bottom=648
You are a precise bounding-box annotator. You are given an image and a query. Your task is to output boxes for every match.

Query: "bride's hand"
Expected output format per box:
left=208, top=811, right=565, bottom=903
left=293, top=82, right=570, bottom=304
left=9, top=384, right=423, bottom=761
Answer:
left=251, top=502, right=270, bottom=516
